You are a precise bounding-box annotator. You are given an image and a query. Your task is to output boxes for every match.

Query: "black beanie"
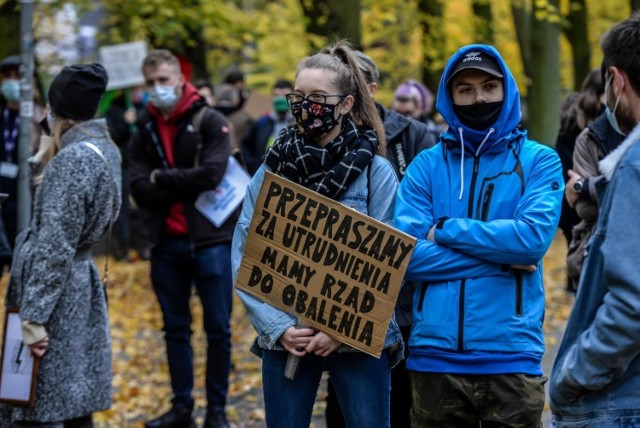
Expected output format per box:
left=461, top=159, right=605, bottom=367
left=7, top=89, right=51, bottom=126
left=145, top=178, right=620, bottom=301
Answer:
left=48, top=63, right=108, bottom=121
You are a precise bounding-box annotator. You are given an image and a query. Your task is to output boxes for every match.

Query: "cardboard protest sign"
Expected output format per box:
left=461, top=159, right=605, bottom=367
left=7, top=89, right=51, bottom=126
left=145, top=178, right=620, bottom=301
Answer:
left=235, top=172, right=416, bottom=357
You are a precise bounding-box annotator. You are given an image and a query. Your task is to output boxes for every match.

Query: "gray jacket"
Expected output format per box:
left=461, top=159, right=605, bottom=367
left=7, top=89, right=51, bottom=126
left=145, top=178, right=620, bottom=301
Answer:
left=2, top=119, right=121, bottom=423
left=550, top=124, right=640, bottom=425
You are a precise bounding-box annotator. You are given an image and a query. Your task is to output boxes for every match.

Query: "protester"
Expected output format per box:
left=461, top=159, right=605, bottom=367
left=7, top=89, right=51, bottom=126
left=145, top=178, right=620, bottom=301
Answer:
left=392, top=79, right=443, bottom=140
left=391, top=81, right=424, bottom=121
left=550, top=12, right=640, bottom=426
left=194, top=79, right=216, bottom=107
left=240, top=78, right=293, bottom=175
left=394, top=44, right=563, bottom=426
left=214, top=82, right=252, bottom=162
left=105, top=87, right=146, bottom=262
left=324, top=50, right=434, bottom=428
left=553, top=69, right=605, bottom=291
left=0, top=55, right=43, bottom=275
left=129, top=49, right=235, bottom=428
left=232, top=40, right=403, bottom=427
left=1, top=63, right=121, bottom=426
left=563, top=78, right=625, bottom=292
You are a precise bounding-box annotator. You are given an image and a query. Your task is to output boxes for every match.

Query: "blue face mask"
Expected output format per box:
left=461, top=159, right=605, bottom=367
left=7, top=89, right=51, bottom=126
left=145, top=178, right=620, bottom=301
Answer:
left=604, top=74, right=626, bottom=136
left=1, top=79, right=20, bottom=102
left=148, top=85, right=178, bottom=109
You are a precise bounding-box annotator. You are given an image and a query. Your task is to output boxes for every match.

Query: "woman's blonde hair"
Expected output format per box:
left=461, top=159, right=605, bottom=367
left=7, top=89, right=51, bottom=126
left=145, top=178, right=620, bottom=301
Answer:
left=297, top=40, right=386, bottom=155
left=34, top=115, right=79, bottom=185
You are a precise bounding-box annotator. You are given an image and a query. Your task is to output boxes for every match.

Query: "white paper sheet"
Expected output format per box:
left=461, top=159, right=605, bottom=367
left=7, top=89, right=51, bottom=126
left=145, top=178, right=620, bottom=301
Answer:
left=0, top=312, right=36, bottom=403
left=195, top=156, right=252, bottom=228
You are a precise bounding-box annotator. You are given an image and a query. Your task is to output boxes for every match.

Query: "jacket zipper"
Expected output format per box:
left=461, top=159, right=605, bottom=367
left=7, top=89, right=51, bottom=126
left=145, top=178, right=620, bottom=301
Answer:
left=456, top=157, right=480, bottom=351
left=458, top=279, right=466, bottom=350
left=467, top=157, right=480, bottom=218
left=515, top=271, right=523, bottom=316
left=481, top=183, right=495, bottom=222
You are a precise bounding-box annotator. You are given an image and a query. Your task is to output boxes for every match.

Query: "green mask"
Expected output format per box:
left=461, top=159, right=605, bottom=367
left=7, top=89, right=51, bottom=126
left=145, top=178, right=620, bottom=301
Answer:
left=273, top=96, right=289, bottom=114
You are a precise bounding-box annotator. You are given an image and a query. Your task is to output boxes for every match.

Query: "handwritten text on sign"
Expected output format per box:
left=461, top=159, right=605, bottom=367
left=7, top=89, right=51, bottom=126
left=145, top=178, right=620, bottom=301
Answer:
left=235, top=172, right=415, bottom=357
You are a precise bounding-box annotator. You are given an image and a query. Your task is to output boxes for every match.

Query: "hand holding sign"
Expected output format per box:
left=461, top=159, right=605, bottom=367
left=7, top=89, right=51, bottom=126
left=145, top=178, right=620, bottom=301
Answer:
left=236, top=172, right=416, bottom=357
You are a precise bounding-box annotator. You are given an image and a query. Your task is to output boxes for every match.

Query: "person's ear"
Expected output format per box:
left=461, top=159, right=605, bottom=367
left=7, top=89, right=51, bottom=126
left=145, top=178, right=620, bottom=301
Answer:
left=368, top=82, right=378, bottom=99
left=340, top=94, right=355, bottom=115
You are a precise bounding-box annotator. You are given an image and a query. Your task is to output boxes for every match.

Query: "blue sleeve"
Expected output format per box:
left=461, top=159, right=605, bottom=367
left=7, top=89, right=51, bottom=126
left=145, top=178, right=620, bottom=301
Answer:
left=232, top=166, right=297, bottom=349
left=368, top=157, right=398, bottom=225
left=554, top=160, right=640, bottom=395
left=436, top=147, right=564, bottom=265
left=394, top=152, right=502, bottom=282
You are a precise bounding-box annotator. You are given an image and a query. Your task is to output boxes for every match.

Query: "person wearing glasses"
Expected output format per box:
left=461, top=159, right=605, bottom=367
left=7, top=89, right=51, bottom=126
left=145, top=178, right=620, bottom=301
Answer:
left=231, top=41, right=403, bottom=427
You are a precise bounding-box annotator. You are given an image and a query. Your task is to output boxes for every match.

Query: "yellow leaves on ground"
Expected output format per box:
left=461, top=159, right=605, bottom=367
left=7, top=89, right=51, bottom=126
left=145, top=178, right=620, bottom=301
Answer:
left=0, top=232, right=573, bottom=427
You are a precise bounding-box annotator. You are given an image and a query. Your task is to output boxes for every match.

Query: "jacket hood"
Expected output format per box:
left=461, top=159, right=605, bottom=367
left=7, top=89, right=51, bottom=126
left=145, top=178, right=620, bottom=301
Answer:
left=437, top=44, right=522, bottom=154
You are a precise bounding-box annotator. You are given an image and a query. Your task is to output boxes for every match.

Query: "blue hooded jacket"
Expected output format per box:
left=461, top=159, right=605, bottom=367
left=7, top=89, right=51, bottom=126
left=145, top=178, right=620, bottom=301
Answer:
left=393, top=44, right=564, bottom=375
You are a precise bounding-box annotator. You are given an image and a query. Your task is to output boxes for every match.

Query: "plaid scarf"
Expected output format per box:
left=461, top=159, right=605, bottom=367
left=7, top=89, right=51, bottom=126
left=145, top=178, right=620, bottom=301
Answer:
left=264, top=118, right=378, bottom=199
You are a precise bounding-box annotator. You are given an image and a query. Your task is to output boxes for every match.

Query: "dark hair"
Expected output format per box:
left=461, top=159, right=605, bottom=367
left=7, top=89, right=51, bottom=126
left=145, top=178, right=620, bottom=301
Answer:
left=575, top=69, right=604, bottom=129
left=273, top=79, right=293, bottom=90
left=224, top=70, right=245, bottom=85
left=600, top=11, right=640, bottom=95
left=193, top=79, right=214, bottom=92
left=297, top=40, right=386, bottom=154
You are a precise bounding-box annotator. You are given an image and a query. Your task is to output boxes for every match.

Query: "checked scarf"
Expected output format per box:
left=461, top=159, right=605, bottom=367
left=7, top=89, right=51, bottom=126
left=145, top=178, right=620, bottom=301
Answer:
left=264, top=117, right=378, bottom=200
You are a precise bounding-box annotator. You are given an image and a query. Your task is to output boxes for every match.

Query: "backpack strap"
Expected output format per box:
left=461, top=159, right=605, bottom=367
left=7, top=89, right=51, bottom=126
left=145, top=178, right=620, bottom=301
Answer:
left=83, top=142, right=118, bottom=289
left=191, top=106, right=207, bottom=167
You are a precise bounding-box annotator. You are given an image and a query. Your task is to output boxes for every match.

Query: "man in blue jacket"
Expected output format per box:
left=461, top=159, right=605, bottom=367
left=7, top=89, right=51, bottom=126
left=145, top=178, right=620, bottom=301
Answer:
left=394, top=44, right=564, bottom=426
left=550, top=12, right=640, bottom=427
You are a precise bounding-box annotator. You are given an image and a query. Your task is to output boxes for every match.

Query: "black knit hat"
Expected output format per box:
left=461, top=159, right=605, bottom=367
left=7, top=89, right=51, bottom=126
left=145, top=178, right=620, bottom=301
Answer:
left=48, top=63, right=108, bottom=121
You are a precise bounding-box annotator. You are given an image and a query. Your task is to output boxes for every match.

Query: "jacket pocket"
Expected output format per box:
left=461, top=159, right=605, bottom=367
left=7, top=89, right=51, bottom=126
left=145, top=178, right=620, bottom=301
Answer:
left=417, top=283, right=428, bottom=312
left=481, top=183, right=495, bottom=222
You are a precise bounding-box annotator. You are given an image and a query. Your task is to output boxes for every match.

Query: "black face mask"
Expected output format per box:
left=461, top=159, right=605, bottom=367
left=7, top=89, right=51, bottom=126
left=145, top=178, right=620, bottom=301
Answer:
left=453, top=101, right=503, bottom=130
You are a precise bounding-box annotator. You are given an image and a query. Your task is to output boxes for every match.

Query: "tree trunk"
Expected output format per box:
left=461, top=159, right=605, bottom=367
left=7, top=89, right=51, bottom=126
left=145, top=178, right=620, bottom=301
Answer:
left=418, top=0, right=445, bottom=95
left=565, top=0, right=591, bottom=90
left=472, top=0, right=494, bottom=44
left=300, top=0, right=361, bottom=51
left=511, top=1, right=532, bottom=79
left=528, top=0, right=561, bottom=146
left=0, top=0, right=20, bottom=60
left=328, top=0, right=361, bottom=49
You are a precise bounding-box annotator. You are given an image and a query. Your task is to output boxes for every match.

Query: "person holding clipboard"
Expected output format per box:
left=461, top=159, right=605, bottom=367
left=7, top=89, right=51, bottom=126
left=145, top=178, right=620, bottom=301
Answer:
left=1, top=63, right=121, bottom=427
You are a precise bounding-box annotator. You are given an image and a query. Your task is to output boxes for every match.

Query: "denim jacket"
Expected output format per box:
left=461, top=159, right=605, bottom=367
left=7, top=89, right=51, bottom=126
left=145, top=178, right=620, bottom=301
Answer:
left=232, top=156, right=404, bottom=366
left=550, top=126, right=640, bottom=426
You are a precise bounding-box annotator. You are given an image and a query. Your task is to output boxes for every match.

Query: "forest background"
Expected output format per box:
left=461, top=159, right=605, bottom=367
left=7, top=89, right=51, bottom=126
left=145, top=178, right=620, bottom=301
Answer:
left=0, top=0, right=639, bottom=149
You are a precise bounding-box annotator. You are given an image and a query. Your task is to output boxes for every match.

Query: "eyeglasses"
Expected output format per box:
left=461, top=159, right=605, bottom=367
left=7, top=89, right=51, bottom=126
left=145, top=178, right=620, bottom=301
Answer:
left=285, top=93, right=346, bottom=109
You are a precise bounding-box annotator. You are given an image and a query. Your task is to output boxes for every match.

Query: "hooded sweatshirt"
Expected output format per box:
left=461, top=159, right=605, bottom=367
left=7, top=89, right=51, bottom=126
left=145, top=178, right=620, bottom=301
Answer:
left=148, top=82, right=201, bottom=236
left=394, top=44, right=564, bottom=375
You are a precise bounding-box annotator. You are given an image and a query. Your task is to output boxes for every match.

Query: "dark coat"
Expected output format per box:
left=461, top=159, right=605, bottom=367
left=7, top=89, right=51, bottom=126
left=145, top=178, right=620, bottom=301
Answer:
left=241, top=114, right=276, bottom=175
left=378, top=103, right=435, bottom=328
left=129, top=99, right=238, bottom=248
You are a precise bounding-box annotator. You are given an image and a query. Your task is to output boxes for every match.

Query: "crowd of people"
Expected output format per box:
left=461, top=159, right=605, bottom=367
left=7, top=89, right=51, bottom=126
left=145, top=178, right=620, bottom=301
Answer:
left=1, top=10, right=640, bottom=428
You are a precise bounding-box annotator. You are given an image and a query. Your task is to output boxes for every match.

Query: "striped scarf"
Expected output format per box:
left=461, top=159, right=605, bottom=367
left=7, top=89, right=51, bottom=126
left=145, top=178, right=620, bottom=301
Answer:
left=264, top=118, right=378, bottom=199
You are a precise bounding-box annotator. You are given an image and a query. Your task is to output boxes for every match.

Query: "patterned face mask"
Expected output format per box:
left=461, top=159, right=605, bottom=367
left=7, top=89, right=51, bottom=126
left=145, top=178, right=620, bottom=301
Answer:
left=288, top=94, right=345, bottom=140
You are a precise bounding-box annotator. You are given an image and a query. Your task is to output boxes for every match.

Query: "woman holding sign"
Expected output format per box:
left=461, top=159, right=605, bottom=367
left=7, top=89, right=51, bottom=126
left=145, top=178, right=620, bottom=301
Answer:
left=232, top=41, right=403, bottom=427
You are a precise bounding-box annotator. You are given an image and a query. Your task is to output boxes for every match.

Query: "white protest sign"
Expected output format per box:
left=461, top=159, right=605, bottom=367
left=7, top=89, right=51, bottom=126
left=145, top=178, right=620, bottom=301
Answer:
left=99, top=41, right=148, bottom=90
